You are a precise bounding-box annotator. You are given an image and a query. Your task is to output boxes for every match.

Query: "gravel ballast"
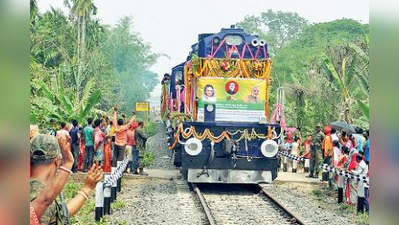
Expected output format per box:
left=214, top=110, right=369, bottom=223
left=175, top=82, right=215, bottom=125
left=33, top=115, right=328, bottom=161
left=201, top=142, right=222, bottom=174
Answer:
left=109, top=178, right=206, bottom=225
left=262, top=183, right=359, bottom=225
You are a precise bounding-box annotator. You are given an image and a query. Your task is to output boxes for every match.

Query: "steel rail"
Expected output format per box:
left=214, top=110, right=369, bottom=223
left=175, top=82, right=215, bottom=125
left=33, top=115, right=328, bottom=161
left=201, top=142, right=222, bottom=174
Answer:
left=259, top=185, right=306, bottom=225
left=190, top=183, right=216, bottom=225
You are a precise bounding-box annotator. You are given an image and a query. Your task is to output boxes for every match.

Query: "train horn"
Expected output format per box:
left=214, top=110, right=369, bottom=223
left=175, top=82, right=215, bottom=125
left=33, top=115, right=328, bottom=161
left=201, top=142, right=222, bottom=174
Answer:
left=184, top=138, right=203, bottom=156
left=261, top=140, right=278, bottom=158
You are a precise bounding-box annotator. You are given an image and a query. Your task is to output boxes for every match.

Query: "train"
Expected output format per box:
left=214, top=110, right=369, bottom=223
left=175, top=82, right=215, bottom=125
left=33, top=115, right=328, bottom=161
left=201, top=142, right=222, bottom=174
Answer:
left=161, top=26, right=282, bottom=184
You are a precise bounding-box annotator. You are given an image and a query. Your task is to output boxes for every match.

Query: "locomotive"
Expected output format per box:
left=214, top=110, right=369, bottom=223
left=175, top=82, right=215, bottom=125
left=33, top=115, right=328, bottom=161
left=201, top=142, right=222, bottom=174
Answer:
left=161, top=26, right=282, bottom=184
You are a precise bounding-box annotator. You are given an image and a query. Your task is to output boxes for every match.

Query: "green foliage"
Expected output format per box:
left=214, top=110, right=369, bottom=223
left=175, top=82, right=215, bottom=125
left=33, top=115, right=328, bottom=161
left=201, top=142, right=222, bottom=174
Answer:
left=143, top=122, right=158, bottom=138
left=103, top=16, right=160, bottom=114
left=357, top=100, right=369, bottom=122
left=111, top=200, right=126, bottom=210
left=356, top=212, right=369, bottom=225
left=30, top=3, right=159, bottom=126
left=238, top=16, right=369, bottom=131
left=143, top=150, right=155, bottom=167
left=237, top=9, right=308, bottom=57
left=311, top=188, right=322, bottom=198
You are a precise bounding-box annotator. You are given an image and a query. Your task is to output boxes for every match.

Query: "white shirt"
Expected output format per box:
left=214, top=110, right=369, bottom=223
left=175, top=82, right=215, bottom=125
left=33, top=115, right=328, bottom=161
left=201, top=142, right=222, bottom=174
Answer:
left=291, top=142, right=299, bottom=156
left=331, top=134, right=339, bottom=142
left=352, top=160, right=368, bottom=177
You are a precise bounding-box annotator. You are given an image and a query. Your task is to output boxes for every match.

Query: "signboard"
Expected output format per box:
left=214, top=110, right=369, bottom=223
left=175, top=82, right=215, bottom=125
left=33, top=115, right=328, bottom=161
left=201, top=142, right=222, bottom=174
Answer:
left=136, top=102, right=150, bottom=112
left=197, top=78, right=266, bottom=122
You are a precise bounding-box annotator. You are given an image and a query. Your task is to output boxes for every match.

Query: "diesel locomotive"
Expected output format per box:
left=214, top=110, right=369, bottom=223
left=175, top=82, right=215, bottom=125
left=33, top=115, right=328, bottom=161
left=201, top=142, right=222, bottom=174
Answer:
left=161, top=26, right=282, bottom=184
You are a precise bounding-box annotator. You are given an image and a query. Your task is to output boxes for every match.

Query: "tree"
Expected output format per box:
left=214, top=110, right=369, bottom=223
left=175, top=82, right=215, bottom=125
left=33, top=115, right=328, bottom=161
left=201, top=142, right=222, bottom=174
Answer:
left=269, top=19, right=368, bottom=130
left=30, top=4, right=121, bottom=126
left=323, top=44, right=359, bottom=124
left=103, top=17, right=160, bottom=113
left=237, top=10, right=308, bottom=57
left=64, top=0, right=98, bottom=103
left=31, top=65, right=101, bottom=125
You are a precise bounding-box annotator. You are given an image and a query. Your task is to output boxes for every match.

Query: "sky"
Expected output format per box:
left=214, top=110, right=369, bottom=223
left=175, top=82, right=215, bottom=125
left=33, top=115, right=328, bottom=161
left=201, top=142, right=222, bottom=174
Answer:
left=37, top=0, right=369, bottom=105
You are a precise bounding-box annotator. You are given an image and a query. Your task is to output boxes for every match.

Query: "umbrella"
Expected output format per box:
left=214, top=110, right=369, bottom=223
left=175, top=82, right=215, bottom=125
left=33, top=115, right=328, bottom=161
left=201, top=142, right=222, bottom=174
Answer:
left=330, top=121, right=356, bottom=133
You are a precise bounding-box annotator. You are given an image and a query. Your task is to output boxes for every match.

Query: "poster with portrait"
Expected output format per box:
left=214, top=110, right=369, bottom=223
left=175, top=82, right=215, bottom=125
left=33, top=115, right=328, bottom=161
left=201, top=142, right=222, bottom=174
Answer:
left=197, top=77, right=266, bottom=122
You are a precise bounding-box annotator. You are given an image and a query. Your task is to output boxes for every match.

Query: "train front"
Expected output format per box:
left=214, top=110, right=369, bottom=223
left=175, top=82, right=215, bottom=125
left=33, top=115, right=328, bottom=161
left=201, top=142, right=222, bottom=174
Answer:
left=163, top=26, right=281, bottom=184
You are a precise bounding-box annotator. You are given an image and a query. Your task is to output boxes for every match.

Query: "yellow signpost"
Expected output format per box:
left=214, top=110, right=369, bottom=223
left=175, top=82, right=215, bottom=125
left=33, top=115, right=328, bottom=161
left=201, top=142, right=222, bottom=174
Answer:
left=136, top=102, right=150, bottom=112
left=136, top=102, right=150, bottom=124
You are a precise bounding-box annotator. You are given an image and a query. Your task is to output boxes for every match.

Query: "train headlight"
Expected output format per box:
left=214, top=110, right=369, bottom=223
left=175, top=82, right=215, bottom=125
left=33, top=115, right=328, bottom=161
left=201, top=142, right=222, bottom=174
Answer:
left=261, top=140, right=278, bottom=158
left=259, top=40, right=266, bottom=47
left=251, top=38, right=260, bottom=47
left=184, top=138, right=203, bottom=156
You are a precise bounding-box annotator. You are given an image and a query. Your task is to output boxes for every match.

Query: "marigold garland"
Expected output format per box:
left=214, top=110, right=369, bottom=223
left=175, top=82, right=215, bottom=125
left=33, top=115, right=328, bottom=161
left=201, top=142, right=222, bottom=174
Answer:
left=168, top=123, right=280, bottom=150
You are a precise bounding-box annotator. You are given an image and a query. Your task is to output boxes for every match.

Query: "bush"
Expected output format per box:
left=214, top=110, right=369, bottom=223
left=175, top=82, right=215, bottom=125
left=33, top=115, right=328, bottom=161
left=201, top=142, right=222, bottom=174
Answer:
left=143, top=122, right=158, bottom=137
left=144, top=150, right=155, bottom=167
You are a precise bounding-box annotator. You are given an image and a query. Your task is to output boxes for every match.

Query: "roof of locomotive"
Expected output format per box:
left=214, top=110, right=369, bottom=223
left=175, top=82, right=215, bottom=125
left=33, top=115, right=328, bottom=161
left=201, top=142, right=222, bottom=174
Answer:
left=188, top=27, right=269, bottom=59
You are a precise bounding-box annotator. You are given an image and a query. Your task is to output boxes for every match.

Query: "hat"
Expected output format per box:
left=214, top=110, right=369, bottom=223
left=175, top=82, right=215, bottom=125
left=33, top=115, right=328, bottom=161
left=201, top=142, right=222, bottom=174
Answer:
left=316, top=123, right=322, bottom=127
left=30, top=134, right=61, bottom=161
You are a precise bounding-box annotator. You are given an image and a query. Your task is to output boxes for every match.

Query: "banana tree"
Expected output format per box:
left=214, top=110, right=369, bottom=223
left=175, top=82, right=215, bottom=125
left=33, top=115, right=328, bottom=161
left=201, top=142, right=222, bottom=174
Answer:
left=31, top=66, right=101, bottom=125
left=324, top=53, right=357, bottom=124
left=349, top=35, right=369, bottom=97
left=349, top=35, right=369, bottom=124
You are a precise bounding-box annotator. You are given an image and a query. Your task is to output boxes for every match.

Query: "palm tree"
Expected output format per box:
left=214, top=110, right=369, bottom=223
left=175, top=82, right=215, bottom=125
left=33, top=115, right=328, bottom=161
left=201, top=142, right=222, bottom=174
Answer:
left=64, top=0, right=97, bottom=103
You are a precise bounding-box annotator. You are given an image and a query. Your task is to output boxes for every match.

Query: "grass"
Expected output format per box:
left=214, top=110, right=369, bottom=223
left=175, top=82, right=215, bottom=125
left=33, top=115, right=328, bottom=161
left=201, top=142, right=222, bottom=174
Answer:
left=356, top=212, right=369, bottom=225
left=310, top=185, right=369, bottom=224
left=144, top=149, right=155, bottom=167
left=143, top=122, right=158, bottom=137
left=63, top=179, right=126, bottom=225
left=111, top=200, right=126, bottom=211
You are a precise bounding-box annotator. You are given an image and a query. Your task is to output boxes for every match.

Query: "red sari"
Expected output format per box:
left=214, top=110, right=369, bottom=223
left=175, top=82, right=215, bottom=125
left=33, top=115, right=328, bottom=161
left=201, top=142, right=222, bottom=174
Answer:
left=77, top=139, right=86, bottom=171
left=103, top=137, right=112, bottom=172
left=346, top=153, right=359, bottom=205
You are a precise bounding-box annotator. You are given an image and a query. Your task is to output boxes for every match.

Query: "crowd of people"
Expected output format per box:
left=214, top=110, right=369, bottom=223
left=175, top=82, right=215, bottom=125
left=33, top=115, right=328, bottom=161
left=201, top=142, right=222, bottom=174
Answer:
left=280, top=123, right=369, bottom=212
left=30, top=107, right=149, bottom=225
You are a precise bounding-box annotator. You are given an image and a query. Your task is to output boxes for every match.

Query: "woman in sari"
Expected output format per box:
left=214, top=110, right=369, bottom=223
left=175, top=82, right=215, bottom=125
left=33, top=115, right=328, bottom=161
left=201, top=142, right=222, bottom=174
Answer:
left=346, top=152, right=359, bottom=205
left=94, top=119, right=105, bottom=166
left=103, top=121, right=114, bottom=172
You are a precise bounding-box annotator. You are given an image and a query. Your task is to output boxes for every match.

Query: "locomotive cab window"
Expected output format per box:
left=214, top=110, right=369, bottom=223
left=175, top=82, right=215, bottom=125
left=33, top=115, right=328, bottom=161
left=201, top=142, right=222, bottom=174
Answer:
left=175, top=70, right=183, bottom=85
left=225, top=35, right=244, bottom=46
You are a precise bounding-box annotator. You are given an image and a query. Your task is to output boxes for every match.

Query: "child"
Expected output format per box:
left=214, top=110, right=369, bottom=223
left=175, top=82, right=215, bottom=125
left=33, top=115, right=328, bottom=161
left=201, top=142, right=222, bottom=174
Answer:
left=291, top=137, right=300, bottom=173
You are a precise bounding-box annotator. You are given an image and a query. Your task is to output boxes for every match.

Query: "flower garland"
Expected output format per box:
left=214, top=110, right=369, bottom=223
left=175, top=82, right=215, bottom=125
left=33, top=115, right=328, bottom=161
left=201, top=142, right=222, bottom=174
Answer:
left=169, top=123, right=232, bottom=149
left=192, top=58, right=271, bottom=79
left=169, top=123, right=281, bottom=149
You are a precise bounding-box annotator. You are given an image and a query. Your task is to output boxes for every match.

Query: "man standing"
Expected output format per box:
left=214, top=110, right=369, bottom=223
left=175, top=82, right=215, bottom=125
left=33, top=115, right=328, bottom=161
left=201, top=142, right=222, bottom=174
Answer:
left=82, top=118, right=94, bottom=172
left=307, top=123, right=324, bottom=178
left=126, top=123, right=139, bottom=174
left=56, top=122, right=70, bottom=140
left=112, top=107, right=137, bottom=166
left=30, top=134, right=103, bottom=224
left=354, top=127, right=366, bottom=153
left=70, top=120, right=80, bottom=173
left=45, top=119, right=57, bottom=136
left=135, top=121, right=148, bottom=175
left=363, top=130, right=369, bottom=166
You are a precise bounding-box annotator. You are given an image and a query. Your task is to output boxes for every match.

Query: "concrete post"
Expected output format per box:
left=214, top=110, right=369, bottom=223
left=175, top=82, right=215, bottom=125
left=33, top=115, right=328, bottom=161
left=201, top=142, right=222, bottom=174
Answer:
left=95, top=182, right=104, bottom=221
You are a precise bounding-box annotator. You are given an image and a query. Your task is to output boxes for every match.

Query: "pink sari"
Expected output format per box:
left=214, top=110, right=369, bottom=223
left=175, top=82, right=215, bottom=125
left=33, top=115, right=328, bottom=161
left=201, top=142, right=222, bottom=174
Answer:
left=333, top=147, right=341, bottom=167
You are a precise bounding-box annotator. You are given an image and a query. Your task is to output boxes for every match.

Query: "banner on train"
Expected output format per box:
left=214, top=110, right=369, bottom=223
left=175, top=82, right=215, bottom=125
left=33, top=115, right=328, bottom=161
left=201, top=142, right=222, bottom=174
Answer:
left=197, top=77, right=266, bottom=122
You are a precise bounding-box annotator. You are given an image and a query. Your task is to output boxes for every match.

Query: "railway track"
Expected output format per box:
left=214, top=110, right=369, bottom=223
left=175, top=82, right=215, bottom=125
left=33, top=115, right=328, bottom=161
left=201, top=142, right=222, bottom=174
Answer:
left=190, top=183, right=306, bottom=225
